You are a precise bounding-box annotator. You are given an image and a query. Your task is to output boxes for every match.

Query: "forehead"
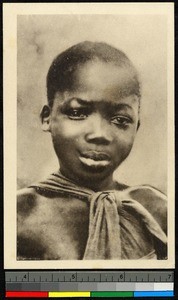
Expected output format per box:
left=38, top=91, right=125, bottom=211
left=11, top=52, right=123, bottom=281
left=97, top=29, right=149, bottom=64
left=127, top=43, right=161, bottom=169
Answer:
left=53, top=60, right=139, bottom=111
left=72, top=60, right=136, bottom=96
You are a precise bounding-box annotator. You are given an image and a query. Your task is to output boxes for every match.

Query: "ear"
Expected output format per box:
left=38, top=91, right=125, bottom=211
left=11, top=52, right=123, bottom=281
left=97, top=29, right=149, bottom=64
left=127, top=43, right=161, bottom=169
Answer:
left=40, top=105, right=51, bottom=132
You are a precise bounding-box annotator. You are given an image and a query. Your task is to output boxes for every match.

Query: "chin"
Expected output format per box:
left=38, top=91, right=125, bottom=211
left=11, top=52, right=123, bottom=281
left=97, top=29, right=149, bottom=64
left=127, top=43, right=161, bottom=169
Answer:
left=81, top=164, right=109, bottom=173
left=76, top=165, right=114, bottom=182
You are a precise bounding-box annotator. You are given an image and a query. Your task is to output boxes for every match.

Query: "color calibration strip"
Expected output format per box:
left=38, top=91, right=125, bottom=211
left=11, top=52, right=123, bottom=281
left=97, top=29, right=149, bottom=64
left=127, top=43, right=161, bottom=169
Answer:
left=5, top=271, right=174, bottom=297
left=6, top=290, right=174, bottom=298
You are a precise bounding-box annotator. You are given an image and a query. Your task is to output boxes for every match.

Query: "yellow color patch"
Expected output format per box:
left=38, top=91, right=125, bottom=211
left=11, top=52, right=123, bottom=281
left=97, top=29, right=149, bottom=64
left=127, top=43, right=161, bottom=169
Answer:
left=48, top=291, right=90, bottom=297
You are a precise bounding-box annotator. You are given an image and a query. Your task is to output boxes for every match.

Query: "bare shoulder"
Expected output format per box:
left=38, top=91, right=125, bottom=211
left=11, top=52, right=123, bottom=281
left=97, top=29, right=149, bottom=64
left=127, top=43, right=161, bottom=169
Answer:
left=17, top=187, right=38, bottom=217
left=17, top=188, right=45, bottom=259
left=127, top=185, right=167, bottom=233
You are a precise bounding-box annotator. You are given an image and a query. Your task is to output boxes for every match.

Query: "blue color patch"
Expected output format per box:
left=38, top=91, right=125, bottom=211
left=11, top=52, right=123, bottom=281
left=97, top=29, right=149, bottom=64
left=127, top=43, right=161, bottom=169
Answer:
left=134, top=291, right=174, bottom=297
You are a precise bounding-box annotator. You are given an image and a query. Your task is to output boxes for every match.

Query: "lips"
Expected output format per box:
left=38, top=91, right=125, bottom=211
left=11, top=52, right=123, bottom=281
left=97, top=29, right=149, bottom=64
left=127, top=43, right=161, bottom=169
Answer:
left=80, top=151, right=111, bottom=161
left=79, top=151, right=111, bottom=168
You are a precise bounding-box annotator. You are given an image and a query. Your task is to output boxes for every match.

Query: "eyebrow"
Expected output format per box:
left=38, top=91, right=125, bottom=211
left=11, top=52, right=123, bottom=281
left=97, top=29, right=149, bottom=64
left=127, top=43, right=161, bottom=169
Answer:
left=65, top=97, right=92, bottom=106
left=111, top=103, right=133, bottom=111
left=65, top=97, right=133, bottom=110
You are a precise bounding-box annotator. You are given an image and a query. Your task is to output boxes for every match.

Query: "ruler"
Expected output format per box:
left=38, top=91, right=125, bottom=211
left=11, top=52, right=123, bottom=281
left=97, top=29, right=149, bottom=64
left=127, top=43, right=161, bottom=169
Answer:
left=6, top=270, right=174, bottom=284
left=5, top=271, right=174, bottom=298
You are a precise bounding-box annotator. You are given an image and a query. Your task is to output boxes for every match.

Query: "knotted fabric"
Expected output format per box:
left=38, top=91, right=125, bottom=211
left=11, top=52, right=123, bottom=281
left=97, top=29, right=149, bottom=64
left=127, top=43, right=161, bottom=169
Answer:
left=30, top=171, right=167, bottom=260
left=83, top=192, right=122, bottom=259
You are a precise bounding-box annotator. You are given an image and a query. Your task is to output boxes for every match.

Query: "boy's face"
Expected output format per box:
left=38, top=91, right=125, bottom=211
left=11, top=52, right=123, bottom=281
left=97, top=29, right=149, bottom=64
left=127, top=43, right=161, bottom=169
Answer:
left=43, top=61, right=140, bottom=187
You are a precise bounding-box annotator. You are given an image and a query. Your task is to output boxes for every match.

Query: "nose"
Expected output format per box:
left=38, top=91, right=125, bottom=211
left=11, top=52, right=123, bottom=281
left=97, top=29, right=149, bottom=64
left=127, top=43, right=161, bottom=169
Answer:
left=85, top=113, right=113, bottom=145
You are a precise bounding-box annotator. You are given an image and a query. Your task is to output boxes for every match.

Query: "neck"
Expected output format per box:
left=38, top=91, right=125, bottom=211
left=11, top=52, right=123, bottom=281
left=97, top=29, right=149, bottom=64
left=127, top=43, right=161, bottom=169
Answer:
left=59, top=169, right=115, bottom=192
left=83, top=175, right=115, bottom=192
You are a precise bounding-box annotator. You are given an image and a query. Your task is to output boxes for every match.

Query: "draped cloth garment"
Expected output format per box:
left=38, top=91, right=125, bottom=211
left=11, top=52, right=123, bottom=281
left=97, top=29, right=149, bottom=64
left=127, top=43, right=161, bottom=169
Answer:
left=30, top=171, right=167, bottom=260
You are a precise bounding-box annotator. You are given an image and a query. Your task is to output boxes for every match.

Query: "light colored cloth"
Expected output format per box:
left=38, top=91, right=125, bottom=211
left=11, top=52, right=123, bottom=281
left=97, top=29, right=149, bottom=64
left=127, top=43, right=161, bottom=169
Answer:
left=29, top=171, right=167, bottom=260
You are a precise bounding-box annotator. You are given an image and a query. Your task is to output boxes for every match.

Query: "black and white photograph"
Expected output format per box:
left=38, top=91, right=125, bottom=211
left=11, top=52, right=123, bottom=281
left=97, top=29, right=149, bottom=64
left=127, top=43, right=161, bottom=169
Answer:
left=4, top=3, right=174, bottom=269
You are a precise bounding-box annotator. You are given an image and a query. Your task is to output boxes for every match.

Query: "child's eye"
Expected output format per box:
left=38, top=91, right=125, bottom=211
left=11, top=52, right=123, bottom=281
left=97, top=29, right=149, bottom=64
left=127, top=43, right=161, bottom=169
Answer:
left=66, top=108, right=89, bottom=120
left=110, top=116, right=132, bottom=127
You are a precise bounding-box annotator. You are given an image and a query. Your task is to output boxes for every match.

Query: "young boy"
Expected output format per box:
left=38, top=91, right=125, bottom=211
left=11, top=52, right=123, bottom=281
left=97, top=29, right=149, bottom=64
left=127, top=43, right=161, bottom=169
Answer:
left=17, top=41, right=167, bottom=260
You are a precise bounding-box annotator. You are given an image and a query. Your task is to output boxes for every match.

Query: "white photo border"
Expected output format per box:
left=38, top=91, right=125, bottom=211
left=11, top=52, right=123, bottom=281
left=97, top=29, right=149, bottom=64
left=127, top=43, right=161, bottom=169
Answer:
left=3, top=2, right=174, bottom=269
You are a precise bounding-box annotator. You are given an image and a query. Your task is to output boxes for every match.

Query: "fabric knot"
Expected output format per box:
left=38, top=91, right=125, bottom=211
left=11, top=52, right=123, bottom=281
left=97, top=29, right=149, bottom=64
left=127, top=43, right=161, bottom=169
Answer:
left=83, top=191, right=122, bottom=259
left=83, top=190, right=167, bottom=260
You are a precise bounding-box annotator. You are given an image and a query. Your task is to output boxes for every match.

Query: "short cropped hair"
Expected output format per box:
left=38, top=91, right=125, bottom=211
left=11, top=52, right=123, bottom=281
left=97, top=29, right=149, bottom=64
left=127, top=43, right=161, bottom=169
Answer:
left=47, top=41, right=141, bottom=107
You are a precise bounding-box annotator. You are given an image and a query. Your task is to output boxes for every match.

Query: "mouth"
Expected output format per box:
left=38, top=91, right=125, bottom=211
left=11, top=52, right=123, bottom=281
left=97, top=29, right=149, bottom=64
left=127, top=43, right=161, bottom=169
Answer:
left=79, top=151, right=111, bottom=168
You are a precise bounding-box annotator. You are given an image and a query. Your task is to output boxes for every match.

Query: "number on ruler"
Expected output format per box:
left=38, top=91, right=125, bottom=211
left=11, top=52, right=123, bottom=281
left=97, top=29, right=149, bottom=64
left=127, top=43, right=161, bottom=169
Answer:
left=72, top=274, right=75, bottom=280
left=168, top=274, right=172, bottom=281
left=22, top=273, right=28, bottom=281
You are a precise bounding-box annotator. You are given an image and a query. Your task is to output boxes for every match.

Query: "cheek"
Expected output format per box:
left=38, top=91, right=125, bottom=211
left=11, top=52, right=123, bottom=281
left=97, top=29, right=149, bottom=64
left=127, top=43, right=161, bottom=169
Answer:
left=50, top=119, right=84, bottom=158
left=51, top=117, right=85, bottom=140
left=113, top=129, right=137, bottom=160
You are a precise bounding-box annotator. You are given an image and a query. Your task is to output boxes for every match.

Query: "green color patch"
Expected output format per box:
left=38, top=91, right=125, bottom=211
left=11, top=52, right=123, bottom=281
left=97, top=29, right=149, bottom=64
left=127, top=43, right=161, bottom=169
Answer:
left=91, top=291, right=134, bottom=297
